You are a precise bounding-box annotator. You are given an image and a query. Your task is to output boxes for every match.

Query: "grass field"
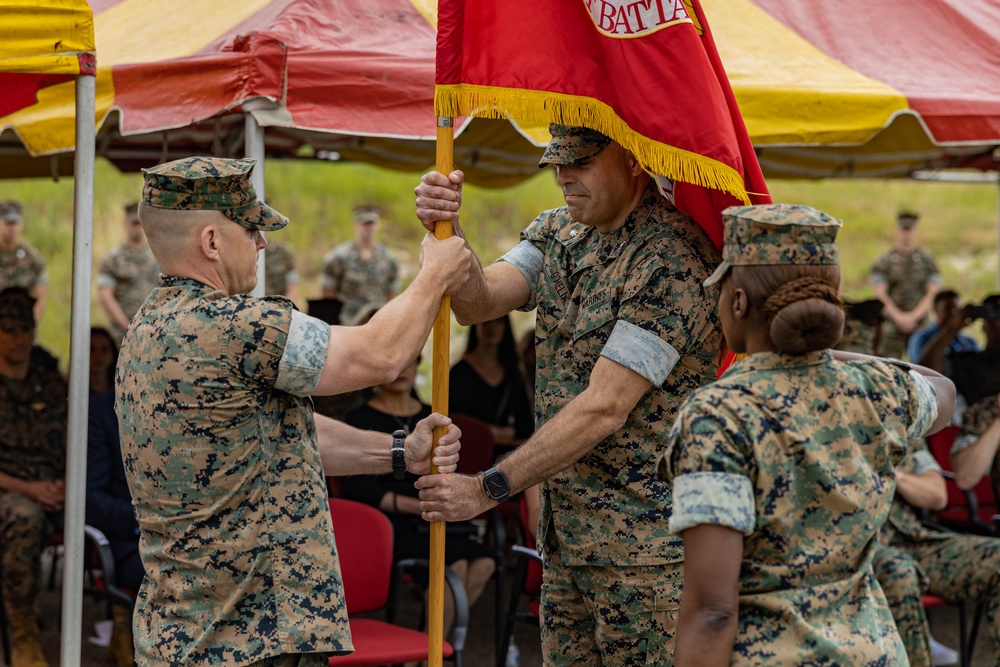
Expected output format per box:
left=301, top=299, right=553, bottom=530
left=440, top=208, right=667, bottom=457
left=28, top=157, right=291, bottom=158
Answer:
left=2, top=158, right=998, bottom=368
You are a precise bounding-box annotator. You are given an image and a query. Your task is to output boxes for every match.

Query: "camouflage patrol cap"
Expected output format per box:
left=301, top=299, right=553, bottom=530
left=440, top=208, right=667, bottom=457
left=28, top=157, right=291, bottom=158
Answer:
left=353, top=205, right=380, bottom=225
left=0, top=287, right=35, bottom=330
left=0, top=201, right=23, bottom=222
left=538, top=124, right=613, bottom=167
left=704, top=204, right=842, bottom=286
left=141, top=156, right=288, bottom=231
left=896, top=210, right=919, bottom=228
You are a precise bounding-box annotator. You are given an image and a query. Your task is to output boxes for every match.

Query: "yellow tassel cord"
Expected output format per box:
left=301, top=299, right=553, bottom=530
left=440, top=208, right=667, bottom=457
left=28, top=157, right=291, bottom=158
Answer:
left=435, top=84, right=751, bottom=204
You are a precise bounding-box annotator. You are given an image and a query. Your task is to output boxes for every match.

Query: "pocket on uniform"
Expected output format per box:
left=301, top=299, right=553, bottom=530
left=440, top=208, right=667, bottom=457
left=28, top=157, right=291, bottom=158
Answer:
left=571, top=296, right=614, bottom=344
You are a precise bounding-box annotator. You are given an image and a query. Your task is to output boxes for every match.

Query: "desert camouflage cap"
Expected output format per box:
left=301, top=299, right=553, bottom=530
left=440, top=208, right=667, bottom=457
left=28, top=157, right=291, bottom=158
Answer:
left=704, top=204, right=842, bottom=286
left=141, top=156, right=288, bottom=231
left=0, top=287, right=35, bottom=330
left=538, top=124, right=613, bottom=167
left=897, top=210, right=919, bottom=228
left=0, top=200, right=24, bottom=222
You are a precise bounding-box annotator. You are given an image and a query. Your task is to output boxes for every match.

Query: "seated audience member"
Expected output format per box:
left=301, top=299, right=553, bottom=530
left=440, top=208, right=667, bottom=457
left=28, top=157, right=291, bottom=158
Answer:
left=344, top=357, right=496, bottom=637
left=0, top=287, right=67, bottom=667
left=449, top=315, right=534, bottom=455
left=950, top=392, right=1000, bottom=491
left=908, top=289, right=979, bottom=365
left=872, top=438, right=1000, bottom=667
left=920, top=294, right=1000, bottom=407
left=836, top=299, right=884, bottom=355
left=86, top=326, right=142, bottom=667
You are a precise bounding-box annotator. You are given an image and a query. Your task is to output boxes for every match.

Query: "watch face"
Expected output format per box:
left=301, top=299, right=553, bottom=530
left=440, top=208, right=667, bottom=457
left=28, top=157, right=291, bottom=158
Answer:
left=485, top=471, right=509, bottom=498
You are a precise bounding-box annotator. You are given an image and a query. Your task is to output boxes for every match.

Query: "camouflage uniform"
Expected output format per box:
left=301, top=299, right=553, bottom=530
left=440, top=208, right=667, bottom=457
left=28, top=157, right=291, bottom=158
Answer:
left=319, top=241, right=398, bottom=324
left=0, top=295, right=67, bottom=610
left=661, top=204, right=941, bottom=666
left=870, top=247, right=940, bottom=359
left=96, top=243, right=160, bottom=340
left=264, top=240, right=298, bottom=297
left=0, top=242, right=47, bottom=294
left=501, top=172, right=722, bottom=665
left=880, top=436, right=1000, bottom=665
left=117, top=157, right=349, bottom=666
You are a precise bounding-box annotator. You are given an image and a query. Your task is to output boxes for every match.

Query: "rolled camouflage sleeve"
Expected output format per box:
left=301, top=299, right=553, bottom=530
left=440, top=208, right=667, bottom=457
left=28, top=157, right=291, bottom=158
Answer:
left=502, top=211, right=555, bottom=312
left=669, top=472, right=755, bottom=536
left=902, top=369, right=939, bottom=440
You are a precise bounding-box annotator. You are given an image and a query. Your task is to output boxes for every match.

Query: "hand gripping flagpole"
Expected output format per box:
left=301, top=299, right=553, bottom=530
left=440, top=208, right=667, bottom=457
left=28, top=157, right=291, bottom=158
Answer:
left=428, top=115, right=454, bottom=667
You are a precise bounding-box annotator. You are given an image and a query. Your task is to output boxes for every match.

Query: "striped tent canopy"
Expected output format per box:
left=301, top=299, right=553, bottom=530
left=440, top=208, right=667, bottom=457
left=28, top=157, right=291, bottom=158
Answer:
left=1, top=0, right=999, bottom=184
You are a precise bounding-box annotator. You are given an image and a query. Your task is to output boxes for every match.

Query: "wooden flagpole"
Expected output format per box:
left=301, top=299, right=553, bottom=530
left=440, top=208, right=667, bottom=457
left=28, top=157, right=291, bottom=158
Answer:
left=428, top=115, right=454, bottom=667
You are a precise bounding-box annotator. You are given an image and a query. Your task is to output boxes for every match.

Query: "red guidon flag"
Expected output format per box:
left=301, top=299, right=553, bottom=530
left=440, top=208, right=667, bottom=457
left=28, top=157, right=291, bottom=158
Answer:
left=435, top=0, right=771, bottom=250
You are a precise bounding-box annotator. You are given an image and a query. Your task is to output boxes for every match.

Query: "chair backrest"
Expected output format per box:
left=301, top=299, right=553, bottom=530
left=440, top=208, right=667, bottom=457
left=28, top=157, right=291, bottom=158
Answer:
left=449, top=413, right=495, bottom=474
left=927, top=426, right=997, bottom=527
left=328, top=498, right=394, bottom=615
left=326, top=476, right=349, bottom=499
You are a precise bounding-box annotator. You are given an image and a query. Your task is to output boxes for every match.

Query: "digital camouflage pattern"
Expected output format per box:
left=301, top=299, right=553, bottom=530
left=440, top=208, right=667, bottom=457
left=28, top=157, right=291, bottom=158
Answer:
left=878, top=438, right=1000, bottom=665
left=870, top=246, right=940, bottom=358
left=523, top=180, right=721, bottom=568
left=0, top=242, right=47, bottom=293
left=512, top=180, right=720, bottom=665
left=116, top=276, right=349, bottom=666
left=661, top=351, right=939, bottom=666
left=0, top=358, right=67, bottom=607
left=704, top=203, right=841, bottom=285
left=96, top=243, right=160, bottom=337
left=319, top=241, right=398, bottom=324
left=264, top=241, right=298, bottom=297
left=537, top=123, right=612, bottom=167
left=141, top=156, right=288, bottom=231
left=0, top=200, right=23, bottom=221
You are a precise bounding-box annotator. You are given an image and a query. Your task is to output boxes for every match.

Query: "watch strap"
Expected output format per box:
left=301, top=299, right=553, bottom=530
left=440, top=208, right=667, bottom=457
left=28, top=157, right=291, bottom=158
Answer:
left=391, top=430, right=407, bottom=480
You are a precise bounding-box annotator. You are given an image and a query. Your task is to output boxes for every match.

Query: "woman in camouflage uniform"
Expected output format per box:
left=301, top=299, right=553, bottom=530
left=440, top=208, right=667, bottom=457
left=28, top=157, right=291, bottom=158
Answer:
left=659, top=204, right=956, bottom=666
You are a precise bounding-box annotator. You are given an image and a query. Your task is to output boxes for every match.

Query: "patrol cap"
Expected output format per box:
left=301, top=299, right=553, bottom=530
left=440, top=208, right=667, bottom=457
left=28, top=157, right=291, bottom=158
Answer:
left=123, top=202, right=140, bottom=222
left=538, top=124, right=613, bottom=167
left=141, top=156, right=288, bottom=231
left=0, top=201, right=23, bottom=222
left=704, top=204, right=842, bottom=286
left=896, top=210, right=919, bottom=229
left=0, top=287, right=36, bottom=330
left=353, top=205, right=380, bottom=225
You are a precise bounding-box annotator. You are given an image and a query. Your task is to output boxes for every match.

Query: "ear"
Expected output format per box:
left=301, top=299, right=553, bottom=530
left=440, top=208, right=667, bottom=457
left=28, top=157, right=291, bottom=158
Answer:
left=731, top=287, right=749, bottom=320
left=198, top=224, right=222, bottom=261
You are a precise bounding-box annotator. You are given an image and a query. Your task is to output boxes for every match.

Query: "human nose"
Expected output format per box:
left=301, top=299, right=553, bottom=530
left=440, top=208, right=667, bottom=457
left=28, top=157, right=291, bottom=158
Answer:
left=554, top=165, right=575, bottom=187
left=256, top=230, right=268, bottom=250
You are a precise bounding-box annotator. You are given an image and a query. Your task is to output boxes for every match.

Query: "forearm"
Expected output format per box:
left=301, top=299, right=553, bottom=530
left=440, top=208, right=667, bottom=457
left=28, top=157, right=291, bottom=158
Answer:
left=98, top=288, right=130, bottom=330
left=916, top=329, right=954, bottom=372
left=872, top=283, right=902, bottom=320
left=906, top=287, right=938, bottom=319
left=450, top=256, right=530, bottom=325
left=316, top=414, right=392, bottom=476
left=0, top=470, right=27, bottom=495
left=952, top=419, right=1000, bottom=490
left=895, top=471, right=947, bottom=511
left=32, top=284, right=47, bottom=321
left=674, top=606, right=738, bottom=667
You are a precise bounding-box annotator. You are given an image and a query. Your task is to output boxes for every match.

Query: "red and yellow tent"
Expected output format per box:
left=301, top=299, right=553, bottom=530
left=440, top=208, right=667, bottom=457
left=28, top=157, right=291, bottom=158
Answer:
left=1, top=0, right=999, bottom=184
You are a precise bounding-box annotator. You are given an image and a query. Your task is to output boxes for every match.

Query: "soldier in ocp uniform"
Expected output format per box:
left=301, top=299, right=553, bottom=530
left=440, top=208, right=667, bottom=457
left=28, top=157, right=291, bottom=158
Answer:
left=873, top=435, right=1000, bottom=667
left=657, top=204, right=956, bottom=666
left=116, top=156, right=471, bottom=667
left=414, top=124, right=723, bottom=666
left=319, top=204, right=399, bottom=325
left=96, top=202, right=161, bottom=342
left=0, top=201, right=48, bottom=324
left=871, top=210, right=941, bottom=359
left=0, top=286, right=67, bottom=667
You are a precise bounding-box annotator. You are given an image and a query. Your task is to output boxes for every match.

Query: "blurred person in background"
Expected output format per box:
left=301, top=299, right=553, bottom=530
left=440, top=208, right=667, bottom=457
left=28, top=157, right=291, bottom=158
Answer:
left=0, top=201, right=48, bottom=324
left=96, top=202, right=160, bottom=342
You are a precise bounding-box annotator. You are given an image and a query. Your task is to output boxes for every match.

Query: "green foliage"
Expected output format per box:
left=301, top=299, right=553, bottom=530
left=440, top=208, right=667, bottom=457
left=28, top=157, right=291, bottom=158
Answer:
left=2, top=157, right=997, bottom=368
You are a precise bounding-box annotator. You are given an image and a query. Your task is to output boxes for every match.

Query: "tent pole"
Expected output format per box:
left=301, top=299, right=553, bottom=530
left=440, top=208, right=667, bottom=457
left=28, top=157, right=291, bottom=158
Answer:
left=60, top=71, right=96, bottom=667
left=245, top=111, right=267, bottom=297
left=428, top=116, right=454, bottom=667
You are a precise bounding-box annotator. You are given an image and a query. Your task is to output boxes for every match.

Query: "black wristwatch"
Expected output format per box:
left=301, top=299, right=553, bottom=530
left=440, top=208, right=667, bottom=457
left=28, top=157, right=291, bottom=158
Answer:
left=481, top=467, right=511, bottom=503
left=391, top=430, right=407, bottom=480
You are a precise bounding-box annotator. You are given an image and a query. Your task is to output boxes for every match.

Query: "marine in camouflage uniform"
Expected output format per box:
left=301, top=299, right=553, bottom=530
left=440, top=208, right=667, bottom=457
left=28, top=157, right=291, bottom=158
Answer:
left=413, top=125, right=723, bottom=666
left=0, top=286, right=67, bottom=667
left=118, top=158, right=346, bottom=667
left=874, top=437, right=1000, bottom=667
left=319, top=207, right=398, bottom=324
left=264, top=240, right=298, bottom=297
left=870, top=211, right=940, bottom=359
left=96, top=203, right=160, bottom=341
left=118, top=156, right=466, bottom=667
left=0, top=202, right=48, bottom=322
left=660, top=204, right=945, bottom=666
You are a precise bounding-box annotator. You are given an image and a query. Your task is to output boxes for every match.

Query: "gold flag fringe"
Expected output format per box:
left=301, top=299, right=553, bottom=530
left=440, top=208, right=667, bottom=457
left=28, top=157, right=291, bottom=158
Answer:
left=436, top=84, right=751, bottom=204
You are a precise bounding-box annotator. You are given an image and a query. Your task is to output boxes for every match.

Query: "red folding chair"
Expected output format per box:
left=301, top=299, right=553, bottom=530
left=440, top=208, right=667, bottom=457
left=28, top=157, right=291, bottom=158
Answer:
left=327, top=498, right=468, bottom=667
left=926, top=426, right=997, bottom=533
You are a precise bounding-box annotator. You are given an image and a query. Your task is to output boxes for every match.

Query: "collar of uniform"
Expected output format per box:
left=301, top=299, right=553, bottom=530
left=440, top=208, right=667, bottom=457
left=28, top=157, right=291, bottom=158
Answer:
left=566, top=181, right=663, bottom=275
left=720, top=349, right=833, bottom=379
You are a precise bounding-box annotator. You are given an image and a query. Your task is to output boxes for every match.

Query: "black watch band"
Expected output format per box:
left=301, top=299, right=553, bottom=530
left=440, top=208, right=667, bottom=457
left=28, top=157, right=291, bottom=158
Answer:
left=391, top=430, right=407, bottom=480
